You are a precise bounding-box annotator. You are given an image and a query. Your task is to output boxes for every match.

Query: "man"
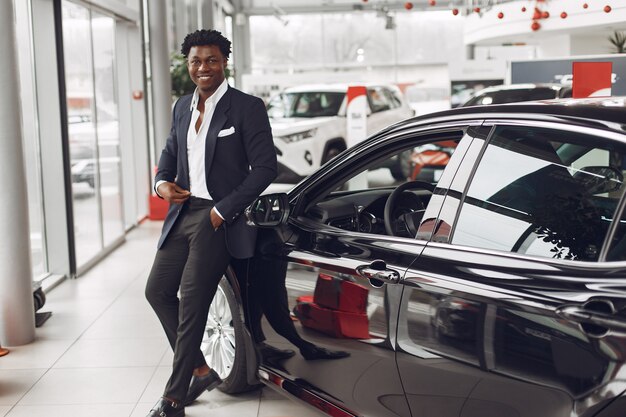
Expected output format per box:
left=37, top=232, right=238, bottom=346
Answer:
left=145, top=29, right=276, bottom=417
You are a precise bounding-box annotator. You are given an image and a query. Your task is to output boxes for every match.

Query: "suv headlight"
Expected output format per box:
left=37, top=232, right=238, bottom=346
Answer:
left=277, top=128, right=317, bottom=143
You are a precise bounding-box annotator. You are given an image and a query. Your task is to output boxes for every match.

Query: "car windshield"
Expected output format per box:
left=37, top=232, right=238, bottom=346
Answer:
left=464, top=87, right=559, bottom=106
left=269, top=92, right=345, bottom=118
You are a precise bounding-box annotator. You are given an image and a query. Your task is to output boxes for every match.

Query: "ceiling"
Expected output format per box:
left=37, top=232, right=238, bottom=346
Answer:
left=237, top=0, right=457, bottom=15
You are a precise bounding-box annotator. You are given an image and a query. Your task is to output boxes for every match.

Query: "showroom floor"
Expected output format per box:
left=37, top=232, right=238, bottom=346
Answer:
left=0, top=221, right=321, bottom=417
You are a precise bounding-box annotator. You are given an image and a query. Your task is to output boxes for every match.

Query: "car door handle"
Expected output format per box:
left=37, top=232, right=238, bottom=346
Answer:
left=356, top=260, right=400, bottom=287
left=555, top=301, right=626, bottom=337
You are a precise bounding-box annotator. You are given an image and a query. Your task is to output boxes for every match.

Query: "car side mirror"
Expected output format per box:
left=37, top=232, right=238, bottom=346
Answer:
left=246, top=193, right=290, bottom=227
left=575, top=166, right=624, bottom=194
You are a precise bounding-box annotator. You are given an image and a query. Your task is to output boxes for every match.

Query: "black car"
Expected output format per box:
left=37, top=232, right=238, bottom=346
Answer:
left=462, top=83, right=572, bottom=107
left=203, top=98, right=626, bottom=417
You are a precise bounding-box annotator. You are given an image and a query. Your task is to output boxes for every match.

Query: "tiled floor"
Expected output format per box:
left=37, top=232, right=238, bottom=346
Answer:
left=0, top=221, right=321, bottom=417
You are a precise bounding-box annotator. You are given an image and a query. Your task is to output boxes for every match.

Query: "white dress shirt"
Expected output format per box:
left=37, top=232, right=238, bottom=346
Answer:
left=156, top=79, right=228, bottom=218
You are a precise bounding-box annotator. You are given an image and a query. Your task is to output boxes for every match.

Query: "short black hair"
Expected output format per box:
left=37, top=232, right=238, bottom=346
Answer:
left=180, top=29, right=231, bottom=59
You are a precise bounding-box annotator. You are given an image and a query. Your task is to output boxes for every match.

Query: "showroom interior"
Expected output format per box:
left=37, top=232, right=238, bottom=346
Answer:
left=1, top=0, right=626, bottom=416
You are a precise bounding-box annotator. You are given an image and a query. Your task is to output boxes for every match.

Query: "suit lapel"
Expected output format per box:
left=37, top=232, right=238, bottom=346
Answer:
left=179, top=96, right=192, bottom=186
left=205, top=87, right=232, bottom=176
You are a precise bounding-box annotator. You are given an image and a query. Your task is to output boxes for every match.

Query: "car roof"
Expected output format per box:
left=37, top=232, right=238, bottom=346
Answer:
left=282, top=83, right=392, bottom=94
left=473, top=83, right=570, bottom=95
left=398, top=97, right=626, bottom=130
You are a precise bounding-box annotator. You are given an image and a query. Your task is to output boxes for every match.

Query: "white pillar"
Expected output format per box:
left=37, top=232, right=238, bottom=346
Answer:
left=148, top=0, right=173, bottom=157
left=0, top=0, right=36, bottom=346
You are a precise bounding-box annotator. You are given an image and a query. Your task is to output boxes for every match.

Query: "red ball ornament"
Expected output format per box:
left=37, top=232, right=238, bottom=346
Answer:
left=521, top=6, right=527, bottom=12
left=498, top=12, right=504, bottom=19
left=474, top=7, right=481, bottom=13
left=533, top=9, right=542, bottom=20
left=604, top=5, right=612, bottom=13
left=452, top=8, right=459, bottom=16
left=542, top=11, right=550, bottom=18
left=583, top=3, right=588, bottom=8
left=405, top=2, right=414, bottom=9
left=560, top=11, right=568, bottom=18
left=531, top=21, right=541, bottom=31
left=428, top=0, right=436, bottom=6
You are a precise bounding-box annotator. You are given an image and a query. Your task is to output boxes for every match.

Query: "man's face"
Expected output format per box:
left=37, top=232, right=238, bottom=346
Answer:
left=187, top=45, right=227, bottom=95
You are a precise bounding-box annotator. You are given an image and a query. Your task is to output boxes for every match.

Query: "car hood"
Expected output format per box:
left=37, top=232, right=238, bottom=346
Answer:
left=270, top=116, right=339, bottom=135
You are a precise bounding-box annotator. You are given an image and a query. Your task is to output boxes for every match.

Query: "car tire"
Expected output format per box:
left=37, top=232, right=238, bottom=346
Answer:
left=322, top=145, right=344, bottom=165
left=390, top=150, right=413, bottom=181
left=202, top=277, right=254, bottom=394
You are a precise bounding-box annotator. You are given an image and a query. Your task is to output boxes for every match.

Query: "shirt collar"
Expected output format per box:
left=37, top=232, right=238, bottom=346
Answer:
left=190, top=79, right=229, bottom=112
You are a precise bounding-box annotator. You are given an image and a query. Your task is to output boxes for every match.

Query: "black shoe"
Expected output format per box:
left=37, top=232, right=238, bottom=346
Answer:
left=146, top=397, right=184, bottom=417
left=299, top=344, right=350, bottom=361
left=259, top=342, right=296, bottom=361
left=183, top=368, right=222, bottom=406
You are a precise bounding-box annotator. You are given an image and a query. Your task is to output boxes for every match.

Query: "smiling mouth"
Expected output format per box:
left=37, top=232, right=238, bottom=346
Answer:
left=197, top=75, right=212, bottom=80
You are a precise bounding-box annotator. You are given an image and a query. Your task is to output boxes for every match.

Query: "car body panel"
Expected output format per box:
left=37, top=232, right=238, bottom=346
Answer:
left=250, top=98, right=626, bottom=417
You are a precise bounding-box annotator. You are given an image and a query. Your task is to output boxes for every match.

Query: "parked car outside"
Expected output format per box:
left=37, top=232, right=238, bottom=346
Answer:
left=461, top=82, right=572, bottom=107
left=203, top=97, right=626, bottom=417
left=267, top=84, right=414, bottom=182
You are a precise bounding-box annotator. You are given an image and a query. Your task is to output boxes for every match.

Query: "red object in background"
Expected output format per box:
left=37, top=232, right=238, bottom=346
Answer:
left=572, top=62, right=613, bottom=98
left=542, top=11, right=550, bottom=18
left=132, top=90, right=143, bottom=100
left=474, top=7, right=480, bottom=13
left=452, top=8, right=459, bottom=15
left=605, top=5, right=612, bottom=13
left=149, top=194, right=169, bottom=220
left=561, top=11, right=568, bottom=18
left=498, top=12, right=504, bottom=19
left=521, top=6, right=527, bottom=12
left=531, top=21, right=541, bottom=31
left=428, top=0, right=436, bottom=5
left=533, top=8, right=542, bottom=19
left=583, top=3, right=589, bottom=9
left=294, top=300, right=370, bottom=339
left=405, top=2, right=413, bottom=10
left=313, top=273, right=369, bottom=314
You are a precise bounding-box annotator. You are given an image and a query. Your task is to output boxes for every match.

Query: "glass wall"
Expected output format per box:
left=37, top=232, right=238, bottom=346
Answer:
left=62, top=1, right=124, bottom=268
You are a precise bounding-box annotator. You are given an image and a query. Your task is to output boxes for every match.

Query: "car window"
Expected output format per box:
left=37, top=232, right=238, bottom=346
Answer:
left=382, top=88, right=401, bottom=109
left=449, top=125, right=626, bottom=262
left=291, top=92, right=344, bottom=118
left=368, top=87, right=392, bottom=113
left=299, top=131, right=467, bottom=238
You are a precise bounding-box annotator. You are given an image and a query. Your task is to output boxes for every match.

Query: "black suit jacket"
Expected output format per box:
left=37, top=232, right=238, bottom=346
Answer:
left=155, top=86, right=277, bottom=258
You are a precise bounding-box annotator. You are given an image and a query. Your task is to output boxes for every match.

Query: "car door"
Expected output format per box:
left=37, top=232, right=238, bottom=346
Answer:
left=253, top=123, right=478, bottom=417
left=396, top=120, right=626, bottom=417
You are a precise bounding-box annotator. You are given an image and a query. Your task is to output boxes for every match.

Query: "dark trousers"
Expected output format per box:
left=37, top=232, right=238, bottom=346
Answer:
left=145, top=198, right=231, bottom=402
left=233, top=257, right=307, bottom=349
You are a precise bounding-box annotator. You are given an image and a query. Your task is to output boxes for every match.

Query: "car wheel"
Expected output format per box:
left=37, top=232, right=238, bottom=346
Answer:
left=390, top=150, right=413, bottom=181
left=201, top=277, right=252, bottom=394
left=322, top=145, right=344, bottom=165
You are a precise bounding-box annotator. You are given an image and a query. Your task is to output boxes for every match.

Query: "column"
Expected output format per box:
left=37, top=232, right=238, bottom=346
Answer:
left=0, top=0, right=36, bottom=346
left=148, top=0, right=173, bottom=157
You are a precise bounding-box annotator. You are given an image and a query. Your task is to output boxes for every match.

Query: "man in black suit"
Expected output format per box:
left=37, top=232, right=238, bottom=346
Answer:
left=144, top=29, right=276, bottom=417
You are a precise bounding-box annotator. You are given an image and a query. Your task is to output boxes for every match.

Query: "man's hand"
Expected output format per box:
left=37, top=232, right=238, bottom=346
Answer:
left=157, top=182, right=191, bottom=204
left=210, top=208, right=224, bottom=230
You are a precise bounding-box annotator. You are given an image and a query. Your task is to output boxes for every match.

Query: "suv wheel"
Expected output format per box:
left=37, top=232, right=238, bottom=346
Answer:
left=390, top=150, right=413, bottom=181
left=201, top=277, right=252, bottom=393
left=322, top=144, right=345, bottom=165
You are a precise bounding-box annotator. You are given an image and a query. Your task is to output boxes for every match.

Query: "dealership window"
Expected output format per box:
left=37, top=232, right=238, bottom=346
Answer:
left=450, top=125, right=626, bottom=262
left=62, top=1, right=125, bottom=269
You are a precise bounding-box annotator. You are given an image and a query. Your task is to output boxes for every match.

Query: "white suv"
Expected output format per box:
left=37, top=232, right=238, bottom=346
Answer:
left=267, top=84, right=414, bottom=182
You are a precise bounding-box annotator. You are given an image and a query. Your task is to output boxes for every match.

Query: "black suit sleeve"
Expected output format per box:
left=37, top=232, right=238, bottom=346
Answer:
left=155, top=98, right=182, bottom=186
left=215, top=97, right=277, bottom=223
